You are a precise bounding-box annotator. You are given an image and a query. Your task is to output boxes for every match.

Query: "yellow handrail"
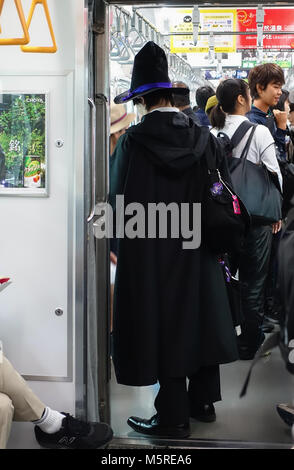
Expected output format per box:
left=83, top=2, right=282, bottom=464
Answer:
left=21, top=0, right=57, bottom=53
left=0, top=0, right=30, bottom=45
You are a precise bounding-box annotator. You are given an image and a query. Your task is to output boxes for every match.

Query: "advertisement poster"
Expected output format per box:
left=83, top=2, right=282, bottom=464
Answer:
left=0, top=93, right=47, bottom=196
left=188, top=52, right=242, bottom=68
left=170, top=9, right=236, bottom=54
left=236, top=8, right=294, bottom=51
left=242, top=51, right=293, bottom=68
left=204, top=69, right=249, bottom=80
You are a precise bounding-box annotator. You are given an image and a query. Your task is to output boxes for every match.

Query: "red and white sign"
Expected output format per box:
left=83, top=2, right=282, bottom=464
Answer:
left=236, top=8, right=294, bottom=50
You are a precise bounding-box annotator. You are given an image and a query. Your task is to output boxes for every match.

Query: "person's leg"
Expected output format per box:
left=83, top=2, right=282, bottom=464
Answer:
left=238, top=225, right=272, bottom=355
left=0, top=355, right=45, bottom=422
left=264, top=231, right=281, bottom=325
left=0, top=393, right=14, bottom=449
left=154, top=376, right=189, bottom=425
left=0, top=355, right=113, bottom=449
left=127, top=376, right=190, bottom=438
left=1, top=355, right=67, bottom=432
left=188, top=365, right=221, bottom=418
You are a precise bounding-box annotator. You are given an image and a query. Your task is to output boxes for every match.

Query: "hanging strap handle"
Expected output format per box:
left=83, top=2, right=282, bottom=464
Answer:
left=0, top=0, right=29, bottom=45
left=21, top=0, right=57, bottom=53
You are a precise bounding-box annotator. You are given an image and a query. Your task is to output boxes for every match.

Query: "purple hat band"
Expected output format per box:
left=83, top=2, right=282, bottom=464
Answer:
left=121, top=82, right=172, bottom=102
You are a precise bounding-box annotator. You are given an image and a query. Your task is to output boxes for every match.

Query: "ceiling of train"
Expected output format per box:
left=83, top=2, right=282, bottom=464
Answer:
left=109, top=2, right=294, bottom=93
left=108, top=1, right=293, bottom=5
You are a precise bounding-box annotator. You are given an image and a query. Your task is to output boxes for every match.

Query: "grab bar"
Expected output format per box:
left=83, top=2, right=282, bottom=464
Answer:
left=87, top=98, right=96, bottom=223
left=94, top=93, right=109, bottom=205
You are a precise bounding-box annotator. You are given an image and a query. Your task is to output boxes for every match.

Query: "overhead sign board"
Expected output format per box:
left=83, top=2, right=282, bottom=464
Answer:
left=170, top=9, right=237, bottom=53
left=236, top=8, right=294, bottom=51
left=242, top=55, right=292, bottom=69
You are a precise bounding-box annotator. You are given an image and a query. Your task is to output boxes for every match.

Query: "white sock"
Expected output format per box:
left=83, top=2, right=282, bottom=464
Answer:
left=33, top=407, right=65, bottom=434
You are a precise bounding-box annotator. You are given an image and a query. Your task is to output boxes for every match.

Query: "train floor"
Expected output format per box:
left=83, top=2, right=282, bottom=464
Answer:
left=110, top=330, right=294, bottom=448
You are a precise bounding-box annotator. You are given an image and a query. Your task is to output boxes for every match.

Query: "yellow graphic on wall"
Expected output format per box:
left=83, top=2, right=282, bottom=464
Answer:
left=170, top=9, right=237, bottom=54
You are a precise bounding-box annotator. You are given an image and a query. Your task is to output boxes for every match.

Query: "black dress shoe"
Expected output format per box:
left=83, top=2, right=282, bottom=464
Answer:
left=190, top=404, right=216, bottom=422
left=127, top=415, right=190, bottom=438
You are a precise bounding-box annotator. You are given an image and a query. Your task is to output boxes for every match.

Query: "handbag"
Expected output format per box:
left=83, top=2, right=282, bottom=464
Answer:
left=202, top=137, right=251, bottom=254
left=229, top=125, right=283, bottom=224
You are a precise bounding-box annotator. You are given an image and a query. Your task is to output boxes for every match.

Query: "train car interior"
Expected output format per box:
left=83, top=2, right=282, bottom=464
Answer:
left=105, top=1, right=294, bottom=449
left=1, top=0, right=294, bottom=449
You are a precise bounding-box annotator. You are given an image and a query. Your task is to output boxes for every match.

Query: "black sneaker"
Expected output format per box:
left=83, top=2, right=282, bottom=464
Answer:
left=34, top=413, right=113, bottom=449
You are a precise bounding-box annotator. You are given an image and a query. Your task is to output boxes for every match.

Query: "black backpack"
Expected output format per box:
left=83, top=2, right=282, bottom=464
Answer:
left=216, top=120, right=256, bottom=163
left=202, top=134, right=251, bottom=255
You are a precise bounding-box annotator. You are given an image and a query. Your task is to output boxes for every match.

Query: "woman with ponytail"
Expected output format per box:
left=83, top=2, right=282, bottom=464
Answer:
left=211, top=79, right=281, bottom=193
left=210, top=78, right=282, bottom=360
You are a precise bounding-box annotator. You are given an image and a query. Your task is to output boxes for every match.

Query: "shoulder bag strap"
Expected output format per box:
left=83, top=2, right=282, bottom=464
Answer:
left=230, top=120, right=255, bottom=149
left=239, top=124, right=258, bottom=161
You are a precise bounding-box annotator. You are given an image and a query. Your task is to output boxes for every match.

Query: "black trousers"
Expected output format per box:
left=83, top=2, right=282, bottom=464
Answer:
left=237, top=225, right=272, bottom=349
left=154, top=365, right=221, bottom=425
left=264, top=231, right=281, bottom=311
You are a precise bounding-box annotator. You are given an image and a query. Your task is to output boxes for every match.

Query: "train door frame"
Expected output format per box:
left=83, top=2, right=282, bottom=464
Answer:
left=89, top=0, right=294, bottom=448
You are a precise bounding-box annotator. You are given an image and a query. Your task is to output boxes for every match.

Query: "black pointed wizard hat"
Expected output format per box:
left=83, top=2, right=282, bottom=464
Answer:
left=114, top=41, right=189, bottom=104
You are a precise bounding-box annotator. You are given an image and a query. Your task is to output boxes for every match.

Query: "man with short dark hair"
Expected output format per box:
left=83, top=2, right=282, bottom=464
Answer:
left=195, top=85, right=215, bottom=127
left=172, top=81, right=200, bottom=125
left=247, top=63, right=287, bottom=160
left=247, top=63, right=286, bottom=337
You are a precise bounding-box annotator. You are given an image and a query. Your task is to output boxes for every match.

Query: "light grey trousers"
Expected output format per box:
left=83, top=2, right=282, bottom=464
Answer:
left=0, top=355, right=45, bottom=449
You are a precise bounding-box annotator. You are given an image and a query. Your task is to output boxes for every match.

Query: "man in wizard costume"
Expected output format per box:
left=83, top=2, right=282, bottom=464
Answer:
left=110, top=41, right=238, bottom=438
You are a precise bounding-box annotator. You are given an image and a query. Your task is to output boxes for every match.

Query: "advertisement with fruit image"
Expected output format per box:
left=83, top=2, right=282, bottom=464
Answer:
left=0, top=93, right=47, bottom=195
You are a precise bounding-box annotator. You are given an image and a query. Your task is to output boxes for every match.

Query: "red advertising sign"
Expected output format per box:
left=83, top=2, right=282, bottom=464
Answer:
left=236, top=8, right=294, bottom=50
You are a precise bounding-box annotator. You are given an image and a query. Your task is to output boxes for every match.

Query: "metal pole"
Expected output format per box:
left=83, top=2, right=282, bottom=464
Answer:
left=93, top=0, right=111, bottom=425
left=162, top=31, right=294, bottom=36
left=112, top=2, right=292, bottom=6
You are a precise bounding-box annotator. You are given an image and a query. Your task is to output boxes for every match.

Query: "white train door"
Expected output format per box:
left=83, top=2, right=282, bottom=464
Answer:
left=0, top=0, right=86, bottom=448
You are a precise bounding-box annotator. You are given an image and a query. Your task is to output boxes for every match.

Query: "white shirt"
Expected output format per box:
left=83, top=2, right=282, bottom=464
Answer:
left=211, top=114, right=283, bottom=191
left=149, top=106, right=179, bottom=113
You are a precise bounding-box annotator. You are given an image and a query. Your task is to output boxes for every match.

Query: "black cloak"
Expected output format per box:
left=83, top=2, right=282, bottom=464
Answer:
left=110, top=110, right=238, bottom=386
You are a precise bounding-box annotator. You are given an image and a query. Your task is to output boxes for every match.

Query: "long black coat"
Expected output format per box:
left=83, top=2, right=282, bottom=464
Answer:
left=110, top=111, right=238, bottom=386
